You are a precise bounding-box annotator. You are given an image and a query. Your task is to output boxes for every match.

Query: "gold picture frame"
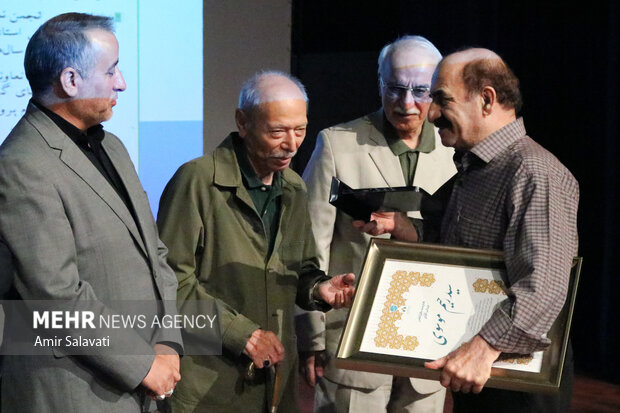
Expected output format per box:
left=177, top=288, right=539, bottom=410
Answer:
left=335, top=239, right=582, bottom=393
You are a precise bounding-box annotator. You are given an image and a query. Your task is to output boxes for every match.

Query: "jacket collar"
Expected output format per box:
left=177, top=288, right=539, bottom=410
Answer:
left=24, top=102, right=149, bottom=257
left=213, top=132, right=302, bottom=190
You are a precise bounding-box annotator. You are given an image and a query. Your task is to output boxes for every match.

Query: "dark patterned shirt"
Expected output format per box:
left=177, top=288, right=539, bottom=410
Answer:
left=441, top=118, right=579, bottom=353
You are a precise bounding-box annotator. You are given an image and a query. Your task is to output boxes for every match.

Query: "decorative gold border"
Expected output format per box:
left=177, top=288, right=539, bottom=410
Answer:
left=374, top=271, right=435, bottom=350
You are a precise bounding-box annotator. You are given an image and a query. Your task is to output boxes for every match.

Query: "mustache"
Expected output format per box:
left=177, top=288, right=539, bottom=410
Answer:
left=271, top=150, right=297, bottom=159
left=393, top=107, right=420, bottom=116
left=433, top=116, right=451, bottom=129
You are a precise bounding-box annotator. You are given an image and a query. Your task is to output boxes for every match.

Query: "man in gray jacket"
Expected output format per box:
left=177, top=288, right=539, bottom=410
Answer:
left=0, top=13, right=182, bottom=412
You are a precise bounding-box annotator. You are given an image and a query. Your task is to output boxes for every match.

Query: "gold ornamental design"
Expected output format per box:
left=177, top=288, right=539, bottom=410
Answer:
left=501, top=355, right=533, bottom=365
left=472, top=278, right=507, bottom=295
left=374, top=271, right=435, bottom=351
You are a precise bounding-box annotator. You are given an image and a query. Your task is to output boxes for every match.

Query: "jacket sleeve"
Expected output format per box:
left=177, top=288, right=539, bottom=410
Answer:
left=478, top=164, right=579, bottom=353
left=157, top=161, right=260, bottom=356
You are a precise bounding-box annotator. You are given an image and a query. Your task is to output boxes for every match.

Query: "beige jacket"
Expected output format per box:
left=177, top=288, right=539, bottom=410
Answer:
left=298, top=110, right=456, bottom=391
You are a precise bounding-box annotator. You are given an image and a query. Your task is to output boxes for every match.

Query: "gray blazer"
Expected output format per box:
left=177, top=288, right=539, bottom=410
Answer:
left=0, top=103, right=182, bottom=412
left=298, top=110, right=456, bottom=392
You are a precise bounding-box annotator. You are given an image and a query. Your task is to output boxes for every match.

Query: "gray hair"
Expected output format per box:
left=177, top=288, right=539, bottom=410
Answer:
left=237, top=70, right=308, bottom=112
left=377, top=35, right=442, bottom=81
left=25, top=12, right=114, bottom=97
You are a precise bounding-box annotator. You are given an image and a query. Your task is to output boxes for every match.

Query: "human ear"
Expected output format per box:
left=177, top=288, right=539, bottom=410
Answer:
left=58, top=67, right=81, bottom=98
left=481, top=86, right=497, bottom=116
left=235, top=109, right=250, bottom=138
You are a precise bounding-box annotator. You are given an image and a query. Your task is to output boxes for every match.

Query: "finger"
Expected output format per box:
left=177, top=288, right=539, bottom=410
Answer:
left=439, top=370, right=452, bottom=388
left=344, top=273, right=355, bottom=284
left=361, top=221, right=377, bottom=233
left=352, top=220, right=366, bottom=228
left=306, top=363, right=316, bottom=386
left=472, top=382, right=485, bottom=394
left=315, top=364, right=324, bottom=378
left=425, top=356, right=448, bottom=370
left=273, top=339, right=285, bottom=356
left=460, top=384, right=472, bottom=394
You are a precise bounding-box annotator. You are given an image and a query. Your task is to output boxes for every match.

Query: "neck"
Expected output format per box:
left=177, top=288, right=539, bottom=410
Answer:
left=397, top=125, right=423, bottom=149
left=48, top=102, right=89, bottom=132
left=246, top=156, right=274, bottom=185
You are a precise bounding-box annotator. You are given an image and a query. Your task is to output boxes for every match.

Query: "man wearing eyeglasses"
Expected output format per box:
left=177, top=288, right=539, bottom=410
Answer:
left=297, top=36, right=456, bottom=413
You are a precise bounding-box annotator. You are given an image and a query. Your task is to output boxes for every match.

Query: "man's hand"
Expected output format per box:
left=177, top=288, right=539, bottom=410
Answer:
left=243, top=329, right=285, bottom=368
left=299, top=350, right=327, bottom=387
left=425, top=335, right=501, bottom=394
left=352, top=212, right=418, bottom=242
left=317, top=273, right=355, bottom=308
left=142, top=343, right=181, bottom=400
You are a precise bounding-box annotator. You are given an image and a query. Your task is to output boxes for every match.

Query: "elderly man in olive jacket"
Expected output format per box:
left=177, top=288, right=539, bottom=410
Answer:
left=157, top=71, right=356, bottom=413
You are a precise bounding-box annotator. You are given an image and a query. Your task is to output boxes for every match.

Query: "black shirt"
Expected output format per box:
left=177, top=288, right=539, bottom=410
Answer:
left=33, top=100, right=133, bottom=210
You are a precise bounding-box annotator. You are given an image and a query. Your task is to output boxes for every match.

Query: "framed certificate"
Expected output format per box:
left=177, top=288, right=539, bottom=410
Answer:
left=335, top=239, right=582, bottom=393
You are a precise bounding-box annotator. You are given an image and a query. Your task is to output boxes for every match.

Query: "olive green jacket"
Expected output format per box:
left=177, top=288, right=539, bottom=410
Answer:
left=157, top=133, right=328, bottom=412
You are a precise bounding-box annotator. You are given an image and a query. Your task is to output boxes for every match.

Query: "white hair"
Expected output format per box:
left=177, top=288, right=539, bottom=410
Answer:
left=377, top=35, right=442, bottom=81
left=238, top=70, right=308, bottom=112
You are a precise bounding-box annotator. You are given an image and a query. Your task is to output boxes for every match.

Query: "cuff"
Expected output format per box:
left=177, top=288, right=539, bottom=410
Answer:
left=308, top=275, right=332, bottom=312
left=221, top=313, right=261, bottom=356
left=478, top=306, right=551, bottom=353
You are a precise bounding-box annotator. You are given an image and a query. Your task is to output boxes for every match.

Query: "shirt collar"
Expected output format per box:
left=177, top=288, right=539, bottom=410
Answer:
left=32, top=99, right=105, bottom=148
left=383, top=114, right=436, bottom=156
left=469, top=117, right=526, bottom=164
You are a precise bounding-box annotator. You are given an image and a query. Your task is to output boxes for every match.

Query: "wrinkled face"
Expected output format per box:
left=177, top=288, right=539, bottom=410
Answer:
left=380, top=61, right=434, bottom=138
left=238, top=98, right=308, bottom=176
left=70, top=29, right=126, bottom=129
left=428, top=63, right=482, bottom=150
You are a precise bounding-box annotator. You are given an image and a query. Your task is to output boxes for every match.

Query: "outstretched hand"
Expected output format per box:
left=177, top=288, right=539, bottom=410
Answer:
left=317, top=273, right=355, bottom=309
left=352, top=212, right=418, bottom=242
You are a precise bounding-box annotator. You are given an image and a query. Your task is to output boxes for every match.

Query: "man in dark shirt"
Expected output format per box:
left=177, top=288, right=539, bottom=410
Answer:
left=423, top=48, right=578, bottom=413
left=0, top=12, right=182, bottom=412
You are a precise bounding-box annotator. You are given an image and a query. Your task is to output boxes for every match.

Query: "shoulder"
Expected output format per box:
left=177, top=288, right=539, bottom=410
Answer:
left=0, top=118, right=58, bottom=184
left=282, top=167, right=306, bottom=191
left=319, top=112, right=377, bottom=141
left=508, top=136, right=578, bottom=189
left=169, top=153, right=216, bottom=188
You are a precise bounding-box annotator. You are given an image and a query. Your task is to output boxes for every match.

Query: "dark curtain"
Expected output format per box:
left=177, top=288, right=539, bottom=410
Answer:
left=291, top=0, right=619, bottom=383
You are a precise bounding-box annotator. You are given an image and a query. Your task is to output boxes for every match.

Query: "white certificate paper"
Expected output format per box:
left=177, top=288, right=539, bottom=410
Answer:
left=359, top=258, right=542, bottom=373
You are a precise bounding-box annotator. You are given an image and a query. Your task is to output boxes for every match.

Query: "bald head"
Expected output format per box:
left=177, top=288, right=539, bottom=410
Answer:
left=428, top=47, right=521, bottom=150
left=441, top=48, right=502, bottom=66
left=436, top=47, right=522, bottom=112
left=238, top=71, right=308, bottom=114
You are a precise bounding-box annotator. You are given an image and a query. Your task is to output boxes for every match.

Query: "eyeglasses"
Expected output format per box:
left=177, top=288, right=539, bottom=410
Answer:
left=380, top=79, right=432, bottom=103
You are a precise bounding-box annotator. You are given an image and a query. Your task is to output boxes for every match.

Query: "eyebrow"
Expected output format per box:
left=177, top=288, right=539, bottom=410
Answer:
left=106, top=59, right=119, bottom=72
left=430, top=89, right=449, bottom=99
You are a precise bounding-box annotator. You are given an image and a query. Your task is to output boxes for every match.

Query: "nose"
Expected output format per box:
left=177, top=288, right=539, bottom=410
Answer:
left=401, top=89, right=415, bottom=106
left=282, top=130, right=297, bottom=151
left=427, top=101, right=440, bottom=123
left=115, top=67, right=127, bottom=92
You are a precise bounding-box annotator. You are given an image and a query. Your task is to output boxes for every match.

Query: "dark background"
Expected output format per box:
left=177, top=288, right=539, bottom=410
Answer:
left=289, top=0, right=619, bottom=383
